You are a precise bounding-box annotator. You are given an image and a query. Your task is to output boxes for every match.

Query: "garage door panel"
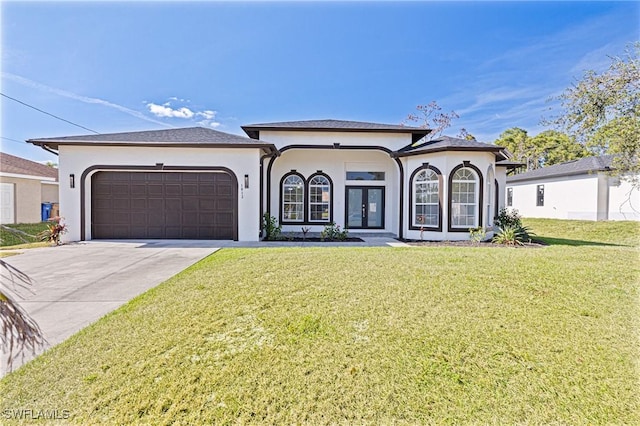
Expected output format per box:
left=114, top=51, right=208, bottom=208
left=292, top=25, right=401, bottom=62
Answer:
left=199, top=199, right=215, bottom=210
left=130, top=184, right=147, bottom=195
left=216, top=198, right=234, bottom=210
left=92, top=171, right=237, bottom=240
left=113, top=199, right=130, bottom=210
left=113, top=212, right=131, bottom=224
left=148, top=185, right=163, bottom=196
left=131, top=212, right=147, bottom=225
left=111, top=184, right=130, bottom=195
left=165, top=198, right=181, bottom=210
left=166, top=184, right=182, bottom=196
left=131, top=199, right=147, bottom=209
left=148, top=198, right=164, bottom=210
left=183, top=184, right=198, bottom=196
left=182, top=198, right=198, bottom=211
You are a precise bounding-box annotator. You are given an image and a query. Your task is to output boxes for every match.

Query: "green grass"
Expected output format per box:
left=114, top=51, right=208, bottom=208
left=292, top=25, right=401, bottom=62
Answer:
left=1, top=220, right=638, bottom=424
left=0, top=223, right=50, bottom=247
left=524, top=218, right=640, bottom=247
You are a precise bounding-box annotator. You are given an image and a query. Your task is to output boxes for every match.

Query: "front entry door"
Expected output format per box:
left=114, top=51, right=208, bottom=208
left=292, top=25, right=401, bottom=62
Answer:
left=346, top=186, right=385, bottom=229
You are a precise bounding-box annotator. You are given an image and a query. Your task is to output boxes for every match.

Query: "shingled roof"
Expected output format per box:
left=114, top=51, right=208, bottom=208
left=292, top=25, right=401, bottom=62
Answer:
left=394, top=135, right=507, bottom=158
left=0, top=152, right=58, bottom=180
left=242, top=119, right=430, bottom=144
left=27, top=127, right=276, bottom=152
left=507, top=155, right=615, bottom=183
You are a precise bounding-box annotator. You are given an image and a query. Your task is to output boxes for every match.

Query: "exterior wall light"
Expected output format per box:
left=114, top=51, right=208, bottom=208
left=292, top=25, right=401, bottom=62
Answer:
left=244, top=174, right=249, bottom=188
left=69, top=174, right=75, bottom=188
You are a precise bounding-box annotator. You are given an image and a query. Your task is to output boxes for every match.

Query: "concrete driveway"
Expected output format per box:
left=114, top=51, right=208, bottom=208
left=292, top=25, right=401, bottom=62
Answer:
left=1, top=241, right=219, bottom=376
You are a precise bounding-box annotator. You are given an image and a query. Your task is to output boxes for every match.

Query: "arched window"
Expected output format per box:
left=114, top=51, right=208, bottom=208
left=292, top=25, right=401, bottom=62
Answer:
left=411, top=167, right=441, bottom=229
left=308, top=173, right=332, bottom=223
left=281, top=173, right=304, bottom=222
left=449, top=165, right=482, bottom=230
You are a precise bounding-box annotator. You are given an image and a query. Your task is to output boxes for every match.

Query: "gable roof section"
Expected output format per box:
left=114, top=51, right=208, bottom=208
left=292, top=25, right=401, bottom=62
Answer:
left=507, top=155, right=614, bottom=183
left=0, top=152, right=59, bottom=181
left=241, top=119, right=430, bottom=144
left=27, top=127, right=276, bottom=152
left=394, top=135, right=506, bottom=158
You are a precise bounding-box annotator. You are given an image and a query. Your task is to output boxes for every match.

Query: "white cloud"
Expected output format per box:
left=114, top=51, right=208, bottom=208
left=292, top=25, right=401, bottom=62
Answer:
left=196, top=110, right=217, bottom=120
left=146, top=103, right=195, bottom=118
left=197, top=119, right=221, bottom=128
left=146, top=100, right=221, bottom=127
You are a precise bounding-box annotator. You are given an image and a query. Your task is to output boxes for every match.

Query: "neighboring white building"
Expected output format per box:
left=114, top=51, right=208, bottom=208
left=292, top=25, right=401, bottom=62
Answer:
left=0, top=152, right=59, bottom=224
left=27, top=120, right=516, bottom=242
left=506, top=155, right=640, bottom=221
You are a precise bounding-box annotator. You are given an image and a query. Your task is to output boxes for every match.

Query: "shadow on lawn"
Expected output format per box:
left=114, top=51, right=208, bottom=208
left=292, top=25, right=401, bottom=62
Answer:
left=535, top=236, right=626, bottom=247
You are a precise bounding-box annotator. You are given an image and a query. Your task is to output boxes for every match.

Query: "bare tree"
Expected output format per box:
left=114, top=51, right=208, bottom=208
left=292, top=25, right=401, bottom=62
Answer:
left=402, top=101, right=459, bottom=140
left=1, top=260, right=45, bottom=373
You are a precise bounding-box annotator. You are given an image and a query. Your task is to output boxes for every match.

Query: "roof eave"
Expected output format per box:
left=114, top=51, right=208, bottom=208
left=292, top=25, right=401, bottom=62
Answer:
left=241, top=125, right=430, bottom=143
left=507, top=168, right=609, bottom=183
left=393, top=146, right=503, bottom=158
left=27, top=139, right=277, bottom=153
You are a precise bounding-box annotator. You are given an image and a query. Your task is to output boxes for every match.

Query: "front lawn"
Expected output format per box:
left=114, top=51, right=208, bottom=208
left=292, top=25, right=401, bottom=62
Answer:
left=0, top=223, right=50, bottom=247
left=1, top=220, right=638, bottom=424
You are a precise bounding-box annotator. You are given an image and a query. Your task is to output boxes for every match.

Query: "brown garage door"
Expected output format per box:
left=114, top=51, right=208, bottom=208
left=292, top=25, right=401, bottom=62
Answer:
left=91, top=171, right=237, bottom=239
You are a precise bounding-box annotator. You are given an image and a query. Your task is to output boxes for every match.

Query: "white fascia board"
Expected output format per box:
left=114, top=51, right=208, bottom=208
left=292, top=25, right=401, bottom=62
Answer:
left=0, top=171, right=57, bottom=182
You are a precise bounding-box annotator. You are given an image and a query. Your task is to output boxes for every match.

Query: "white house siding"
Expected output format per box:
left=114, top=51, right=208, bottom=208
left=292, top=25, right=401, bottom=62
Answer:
left=58, top=145, right=262, bottom=242
left=269, top=149, right=399, bottom=235
left=607, top=177, right=640, bottom=220
left=507, top=174, right=601, bottom=220
left=402, top=151, right=500, bottom=241
left=260, top=130, right=411, bottom=152
left=0, top=176, right=43, bottom=223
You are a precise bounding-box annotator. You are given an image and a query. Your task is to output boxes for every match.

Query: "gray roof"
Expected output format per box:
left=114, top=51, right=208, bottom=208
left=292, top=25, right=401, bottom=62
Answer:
left=0, top=152, right=58, bottom=180
left=242, top=119, right=430, bottom=143
left=507, top=155, right=615, bottom=183
left=27, top=127, right=276, bottom=151
left=395, top=135, right=505, bottom=157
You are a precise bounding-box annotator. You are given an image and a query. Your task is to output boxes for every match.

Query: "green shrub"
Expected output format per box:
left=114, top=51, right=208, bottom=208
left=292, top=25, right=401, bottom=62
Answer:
left=262, top=213, right=282, bottom=241
left=469, top=227, right=486, bottom=243
left=494, top=207, right=523, bottom=229
left=320, top=222, right=348, bottom=241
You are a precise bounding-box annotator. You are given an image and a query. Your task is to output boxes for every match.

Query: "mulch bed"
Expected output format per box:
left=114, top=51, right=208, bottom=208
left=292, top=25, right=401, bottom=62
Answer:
left=265, top=237, right=365, bottom=242
left=400, top=239, right=548, bottom=248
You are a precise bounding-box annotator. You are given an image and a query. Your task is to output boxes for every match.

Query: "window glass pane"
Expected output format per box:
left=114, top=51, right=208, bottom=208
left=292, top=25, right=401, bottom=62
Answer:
left=282, top=174, right=304, bottom=222
left=413, top=168, right=439, bottom=227
left=346, top=171, right=385, bottom=181
left=451, top=167, right=478, bottom=228
left=309, top=174, right=331, bottom=222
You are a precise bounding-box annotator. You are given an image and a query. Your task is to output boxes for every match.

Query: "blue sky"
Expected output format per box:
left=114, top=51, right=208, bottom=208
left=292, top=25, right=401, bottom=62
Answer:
left=1, top=1, right=638, bottom=163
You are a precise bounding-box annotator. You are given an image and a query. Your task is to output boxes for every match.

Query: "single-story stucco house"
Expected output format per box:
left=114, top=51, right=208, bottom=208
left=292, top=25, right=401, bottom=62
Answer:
left=0, top=152, right=59, bottom=224
left=27, top=119, right=517, bottom=242
left=506, top=155, right=640, bottom=221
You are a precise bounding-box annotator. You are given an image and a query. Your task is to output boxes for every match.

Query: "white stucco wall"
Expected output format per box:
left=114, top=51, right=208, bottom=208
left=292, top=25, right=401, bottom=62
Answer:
left=607, top=176, right=640, bottom=221
left=402, top=151, right=498, bottom=241
left=58, top=145, right=262, bottom=242
left=269, top=149, right=399, bottom=235
left=506, top=174, right=601, bottom=220
left=260, top=130, right=412, bottom=152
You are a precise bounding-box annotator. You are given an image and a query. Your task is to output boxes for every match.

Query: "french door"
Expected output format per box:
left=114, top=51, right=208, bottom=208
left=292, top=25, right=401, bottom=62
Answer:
left=345, top=186, right=385, bottom=229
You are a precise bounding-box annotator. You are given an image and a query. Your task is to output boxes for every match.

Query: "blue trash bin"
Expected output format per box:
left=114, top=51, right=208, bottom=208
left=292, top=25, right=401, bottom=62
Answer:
left=41, top=202, right=53, bottom=221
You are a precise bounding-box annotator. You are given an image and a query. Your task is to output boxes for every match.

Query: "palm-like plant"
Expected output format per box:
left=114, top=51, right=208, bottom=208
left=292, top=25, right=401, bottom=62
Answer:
left=1, top=260, right=45, bottom=373
left=492, top=225, right=534, bottom=246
